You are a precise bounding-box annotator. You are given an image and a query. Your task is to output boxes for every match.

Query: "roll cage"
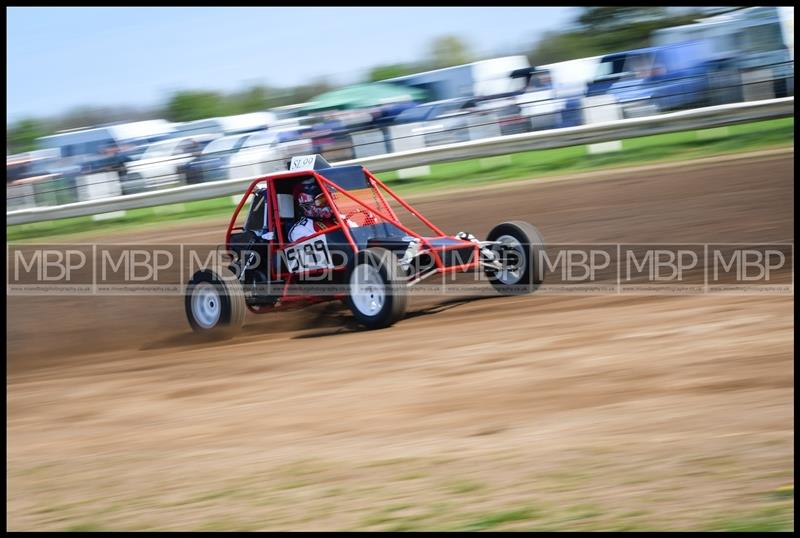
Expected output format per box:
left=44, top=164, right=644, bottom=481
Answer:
left=224, top=164, right=482, bottom=312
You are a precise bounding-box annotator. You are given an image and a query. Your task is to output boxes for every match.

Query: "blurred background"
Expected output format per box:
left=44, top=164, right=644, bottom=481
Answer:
left=6, top=6, right=794, bottom=209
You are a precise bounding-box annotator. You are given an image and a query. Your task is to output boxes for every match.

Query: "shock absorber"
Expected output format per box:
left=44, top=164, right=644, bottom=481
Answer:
left=238, top=236, right=258, bottom=283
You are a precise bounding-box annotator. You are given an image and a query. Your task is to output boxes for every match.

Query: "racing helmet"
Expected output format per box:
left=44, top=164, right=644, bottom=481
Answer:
left=293, top=177, right=331, bottom=220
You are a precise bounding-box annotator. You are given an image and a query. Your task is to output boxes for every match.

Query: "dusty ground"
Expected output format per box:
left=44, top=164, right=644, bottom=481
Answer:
left=6, top=152, right=794, bottom=531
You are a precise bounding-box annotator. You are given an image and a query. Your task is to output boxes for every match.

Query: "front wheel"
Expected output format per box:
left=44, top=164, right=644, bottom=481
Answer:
left=484, top=221, right=545, bottom=295
left=185, top=269, right=247, bottom=337
left=345, top=247, right=408, bottom=330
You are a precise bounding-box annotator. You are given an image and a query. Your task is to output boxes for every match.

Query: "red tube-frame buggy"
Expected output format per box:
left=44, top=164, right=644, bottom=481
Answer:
left=185, top=156, right=545, bottom=334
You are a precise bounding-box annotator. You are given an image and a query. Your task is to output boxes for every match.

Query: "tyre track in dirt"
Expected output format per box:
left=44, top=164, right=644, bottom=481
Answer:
left=7, top=153, right=793, bottom=368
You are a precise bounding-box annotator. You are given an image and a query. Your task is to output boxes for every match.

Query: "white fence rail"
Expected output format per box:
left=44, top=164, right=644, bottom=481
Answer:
left=7, top=97, right=794, bottom=226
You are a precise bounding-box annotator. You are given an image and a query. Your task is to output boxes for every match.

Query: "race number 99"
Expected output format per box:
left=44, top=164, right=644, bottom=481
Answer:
left=283, top=237, right=332, bottom=272
left=289, top=155, right=317, bottom=171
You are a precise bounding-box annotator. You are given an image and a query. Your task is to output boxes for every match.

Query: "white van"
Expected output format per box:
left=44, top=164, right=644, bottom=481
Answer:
left=385, top=56, right=532, bottom=101
left=37, top=120, right=175, bottom=160
left=172, top=112, right=276, bottom=138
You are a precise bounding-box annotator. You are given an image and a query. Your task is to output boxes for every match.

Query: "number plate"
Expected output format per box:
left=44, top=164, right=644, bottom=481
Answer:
left=289, top=155, right=318, bottom=171
left=289, top=154, right=332, bottom=171
left=281, top=235, right=334, bottom=273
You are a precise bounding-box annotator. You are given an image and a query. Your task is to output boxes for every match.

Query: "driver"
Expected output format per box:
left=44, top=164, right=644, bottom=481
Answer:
left=288, top=178, right=337, bottom=242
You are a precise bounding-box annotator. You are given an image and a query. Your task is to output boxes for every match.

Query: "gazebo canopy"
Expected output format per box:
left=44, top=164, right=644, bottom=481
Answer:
left=302, top=82, right=427, bottom=113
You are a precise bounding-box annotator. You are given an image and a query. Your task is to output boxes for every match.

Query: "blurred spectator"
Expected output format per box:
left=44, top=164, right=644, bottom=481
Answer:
left=82, top=142, right=131, bottom=178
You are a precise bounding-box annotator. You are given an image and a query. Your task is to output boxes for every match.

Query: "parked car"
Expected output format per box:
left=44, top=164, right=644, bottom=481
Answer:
left=392, top=97, right=512, bottom=147
left=608, top=41, right=716, bottom=116
left=184, top=133, right=250, bottom=184
left=228, top=129, right=312, bottom=180
left=184, top=130, right=312, bottom=184
left=562, top=40, right=720, bottom=124
left=383, top=98, right=472, bottom=148
left=121, top=134, right=217, bottom=194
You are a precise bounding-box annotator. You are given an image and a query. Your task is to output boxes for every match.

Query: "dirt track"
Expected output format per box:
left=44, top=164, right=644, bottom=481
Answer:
left=6, top=152, right=794, bottom=531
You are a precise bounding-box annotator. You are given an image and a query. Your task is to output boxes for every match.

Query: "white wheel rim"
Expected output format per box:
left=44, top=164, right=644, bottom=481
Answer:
left=350, top=264, right=386, bottom=316
left=192, top=282, right=222, bottom=329
left=495, top=234, right=526, bottom=285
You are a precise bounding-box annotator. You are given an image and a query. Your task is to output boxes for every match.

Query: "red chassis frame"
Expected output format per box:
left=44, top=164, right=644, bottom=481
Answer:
left=225, top=167, right=481, bottom=314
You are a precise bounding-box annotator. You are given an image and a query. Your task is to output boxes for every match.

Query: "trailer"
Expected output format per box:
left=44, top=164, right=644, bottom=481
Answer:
left=384, top=56, right=532, bottom=102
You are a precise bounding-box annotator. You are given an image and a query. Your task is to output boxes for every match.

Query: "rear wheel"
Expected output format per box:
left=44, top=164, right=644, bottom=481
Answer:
left=345, top=247, right=408, bottom=329
left=185, top=269, right=246, bottom=337
left=484, top=221, right=545, bottom=295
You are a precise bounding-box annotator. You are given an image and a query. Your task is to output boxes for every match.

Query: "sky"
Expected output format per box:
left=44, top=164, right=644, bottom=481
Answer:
left=6, top=7, right=579, bottom=123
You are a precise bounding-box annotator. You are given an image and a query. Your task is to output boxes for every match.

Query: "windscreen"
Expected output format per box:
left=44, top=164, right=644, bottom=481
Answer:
left=743, top=22, right=786, bottom=53
left=622, top=53, right=655, bottom=78
left=595, top=56, right=628, bottom=80
left=203, top=136, right=242, bottom=155
left=141, top=141, right=175, bottom=160
left=242, top=132, right=279, bottom=149
left=395, top=105, right=432, bottom=123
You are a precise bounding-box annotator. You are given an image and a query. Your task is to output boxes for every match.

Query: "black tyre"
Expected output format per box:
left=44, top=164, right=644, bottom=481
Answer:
left=185, top=268, right=247, bottom=337
left=484, top=220, right=545, bottom=295
left=345, top=247, right=408, bottom=330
